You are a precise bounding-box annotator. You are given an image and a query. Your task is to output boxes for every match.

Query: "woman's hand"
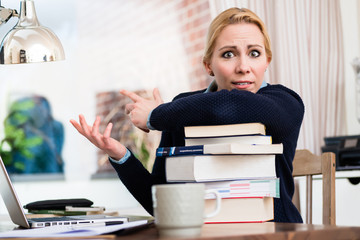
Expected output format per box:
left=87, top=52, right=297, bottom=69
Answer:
left=70, top=114, right=127, bottom=160
left=120, top=88, right=163, bottom=132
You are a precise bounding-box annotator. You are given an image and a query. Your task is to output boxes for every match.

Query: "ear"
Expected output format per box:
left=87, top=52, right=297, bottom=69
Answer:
left=203, top=61, right=213, bottom=76
left=266, top=57, right=271, bottom=68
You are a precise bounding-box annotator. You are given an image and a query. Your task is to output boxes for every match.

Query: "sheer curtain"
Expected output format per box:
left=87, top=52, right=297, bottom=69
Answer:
left=209, top=0, right=346, bottom=154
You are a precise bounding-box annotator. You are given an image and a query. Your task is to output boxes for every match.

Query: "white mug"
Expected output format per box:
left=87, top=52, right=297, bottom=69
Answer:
left=151, top=183, right=221, bottom=238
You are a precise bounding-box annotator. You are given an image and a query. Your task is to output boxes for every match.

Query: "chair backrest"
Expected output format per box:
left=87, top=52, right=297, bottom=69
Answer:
left=292, top=149, right=336, bottom=225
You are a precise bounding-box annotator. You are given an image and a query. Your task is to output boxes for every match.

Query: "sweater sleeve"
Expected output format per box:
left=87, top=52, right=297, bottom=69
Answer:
left=149, top=85, right=304, bottom=139
left=109, top=151, right=167, bottom=215
left=109, top=129, right=178, bottom=216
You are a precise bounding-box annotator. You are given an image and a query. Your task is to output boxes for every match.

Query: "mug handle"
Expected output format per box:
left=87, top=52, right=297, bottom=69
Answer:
left=204, top=189, right=221, bottom=219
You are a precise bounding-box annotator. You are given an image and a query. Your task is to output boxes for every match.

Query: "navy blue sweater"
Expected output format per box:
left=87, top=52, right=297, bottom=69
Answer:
left=110, top=84, right=304, bottom=223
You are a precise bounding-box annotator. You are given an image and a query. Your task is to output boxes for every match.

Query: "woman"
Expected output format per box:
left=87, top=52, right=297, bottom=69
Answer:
left=71, top=8, right=304, bottom=223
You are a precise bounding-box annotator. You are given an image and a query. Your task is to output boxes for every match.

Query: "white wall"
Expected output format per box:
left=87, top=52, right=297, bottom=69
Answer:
left=0, top=0, right=190, bottom=215
left=0, top=0, right=89, bottom=180
left=341, top=0, right=360, bottom=135
left=0, top=0, right=138, bottom=214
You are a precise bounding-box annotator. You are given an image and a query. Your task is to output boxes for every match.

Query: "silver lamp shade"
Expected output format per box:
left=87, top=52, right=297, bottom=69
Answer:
left=0, top=0, right=65, bottom=64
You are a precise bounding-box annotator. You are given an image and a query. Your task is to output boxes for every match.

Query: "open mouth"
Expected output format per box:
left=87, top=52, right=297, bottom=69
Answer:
left=234, top=82, right=252, bottom=85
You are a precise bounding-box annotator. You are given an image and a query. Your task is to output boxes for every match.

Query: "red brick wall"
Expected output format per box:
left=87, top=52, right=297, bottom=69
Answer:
left=95, top=90, right=159, bottom=173
left=94, top=0, right=213, bottom=173
left=176, top=0, right=213, bottom=90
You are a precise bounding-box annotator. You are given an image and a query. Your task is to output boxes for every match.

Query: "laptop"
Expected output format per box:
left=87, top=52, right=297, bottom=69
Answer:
left=0, top=156, right=128, bottom=228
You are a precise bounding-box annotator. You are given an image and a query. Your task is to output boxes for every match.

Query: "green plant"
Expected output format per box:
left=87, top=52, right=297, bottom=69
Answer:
left=0, top=99, right=43, bottom=171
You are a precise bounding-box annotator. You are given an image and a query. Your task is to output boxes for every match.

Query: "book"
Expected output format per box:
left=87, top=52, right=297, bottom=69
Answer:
left=156, top=143, right=283, bottom=157
left=204, top=178, right=280, bottom=199
left=204, top=197, right=274, bottom=223
left=165, top=154, right=276, bottom=182
left=27, top=209, right=105, bottom=216
left=27, top=206, right=106, bottom=216
left=184, top=122, right=266, bottom=138
left=65, top=206, right=106, bottom=212
left=185, top=134, right=272, bottom=146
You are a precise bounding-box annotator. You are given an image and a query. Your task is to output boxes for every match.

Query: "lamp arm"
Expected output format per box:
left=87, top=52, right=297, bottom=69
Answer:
left=0, top=5, right=18, bottom=26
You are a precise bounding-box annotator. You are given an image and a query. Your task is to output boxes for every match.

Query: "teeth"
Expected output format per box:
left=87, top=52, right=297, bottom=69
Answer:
left=235, top=82, right=249, bottom=85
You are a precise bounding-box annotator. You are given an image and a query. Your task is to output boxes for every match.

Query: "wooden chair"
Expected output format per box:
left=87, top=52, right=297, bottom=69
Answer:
left=292, top=149, right=336, bottom=225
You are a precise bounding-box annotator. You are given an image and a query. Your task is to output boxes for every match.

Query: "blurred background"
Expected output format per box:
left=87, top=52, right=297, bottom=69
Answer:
left=0, top=0, right=359, bottom=225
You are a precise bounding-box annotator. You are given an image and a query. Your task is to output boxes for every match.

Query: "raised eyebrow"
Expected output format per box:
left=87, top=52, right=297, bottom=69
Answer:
left=248, top=44, right=263, bottom=49
left=218, top=44, right=263, bottom=52
left=218, top=45, right=237, bottom=52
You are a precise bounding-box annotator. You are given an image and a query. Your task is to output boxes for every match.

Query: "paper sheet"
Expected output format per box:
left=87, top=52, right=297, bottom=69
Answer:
left=0, top=220, right=148, bottom=238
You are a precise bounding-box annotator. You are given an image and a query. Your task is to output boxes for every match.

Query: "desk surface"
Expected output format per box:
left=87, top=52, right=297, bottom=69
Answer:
left=117, top=222, right=360, bottom=240
left=1, top=215, right=360, bottom=240
left=2, top=221, right=360, bottom=240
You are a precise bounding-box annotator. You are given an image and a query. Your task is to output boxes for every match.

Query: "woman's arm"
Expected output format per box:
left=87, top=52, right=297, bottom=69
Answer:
left=70, top=114, right=167, bottom=215
left=109, top=129, right=178, bottom=216
left=149, top=85, right=304, bottom=137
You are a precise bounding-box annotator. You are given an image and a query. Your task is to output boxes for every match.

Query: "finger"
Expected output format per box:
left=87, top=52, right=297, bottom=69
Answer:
left=70, top=119, right=84, bottom=135
left=102, top=123, right=113, bottom=146
left=125, top=103, right=135, bottom=114
left=120, top=89, right=143, bottom=102
left=78, top=114, right=92, bottom=136
left=103, top=122, right=113, bottom=139
left=153, top=88, right=163, bottom=104
left=92, top=116, right=101, bottom=136
left=90, top=116, right=105, bottom=146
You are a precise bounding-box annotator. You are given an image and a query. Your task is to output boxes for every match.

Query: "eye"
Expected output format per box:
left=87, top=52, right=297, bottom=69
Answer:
left=222, top=51, right=235, bottom=58
left=249, top=50, right=260, bottom=58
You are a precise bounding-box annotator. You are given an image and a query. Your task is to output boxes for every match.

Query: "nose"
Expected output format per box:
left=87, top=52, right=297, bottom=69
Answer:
left=235, top=56, right=250, bottom=74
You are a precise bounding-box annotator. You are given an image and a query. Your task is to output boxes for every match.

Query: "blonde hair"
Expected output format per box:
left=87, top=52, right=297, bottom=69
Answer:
left=203, top=8, right=272, bottom=64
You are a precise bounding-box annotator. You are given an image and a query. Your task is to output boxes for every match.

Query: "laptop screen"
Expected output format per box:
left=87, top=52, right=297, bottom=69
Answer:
left=0, top=156, right=30, bottom=228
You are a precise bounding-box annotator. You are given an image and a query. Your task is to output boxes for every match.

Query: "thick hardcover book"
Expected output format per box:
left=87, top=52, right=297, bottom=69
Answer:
left=156, top=143, right=283, bottom=157
left=165, top=154, right=276, bottom=182
left=204, top=178, right=280, bottom=199
left=204, top=197, right=274, bottom=223
left=185, top=134, right=272, bottom=146
left=184, top=122, right=266, bottom=138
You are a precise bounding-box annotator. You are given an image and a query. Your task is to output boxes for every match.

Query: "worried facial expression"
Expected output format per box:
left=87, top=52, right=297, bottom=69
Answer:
left=204, top=23, right=270, bottom=93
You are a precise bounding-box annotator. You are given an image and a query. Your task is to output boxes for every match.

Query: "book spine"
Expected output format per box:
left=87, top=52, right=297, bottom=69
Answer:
left=185, top=135, right=272, bottom=146
left=156, top=145, right=204, bottom=157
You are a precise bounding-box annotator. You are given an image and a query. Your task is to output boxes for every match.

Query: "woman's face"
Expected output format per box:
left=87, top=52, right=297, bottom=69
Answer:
left=204, top=23, right=270, bottom=93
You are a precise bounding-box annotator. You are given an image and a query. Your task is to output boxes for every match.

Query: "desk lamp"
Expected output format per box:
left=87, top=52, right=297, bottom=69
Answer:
left=0, top=0, right=64, bottom=64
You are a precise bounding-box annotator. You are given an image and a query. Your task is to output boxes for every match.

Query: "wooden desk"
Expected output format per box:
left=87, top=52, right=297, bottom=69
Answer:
left=115, top=222, right=360, bottom=240
left=1, top=216, right=360, bottom=240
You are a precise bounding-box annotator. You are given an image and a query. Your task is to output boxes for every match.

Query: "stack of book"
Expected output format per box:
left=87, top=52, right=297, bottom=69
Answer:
left=156, top=122, right=281, bottom=223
